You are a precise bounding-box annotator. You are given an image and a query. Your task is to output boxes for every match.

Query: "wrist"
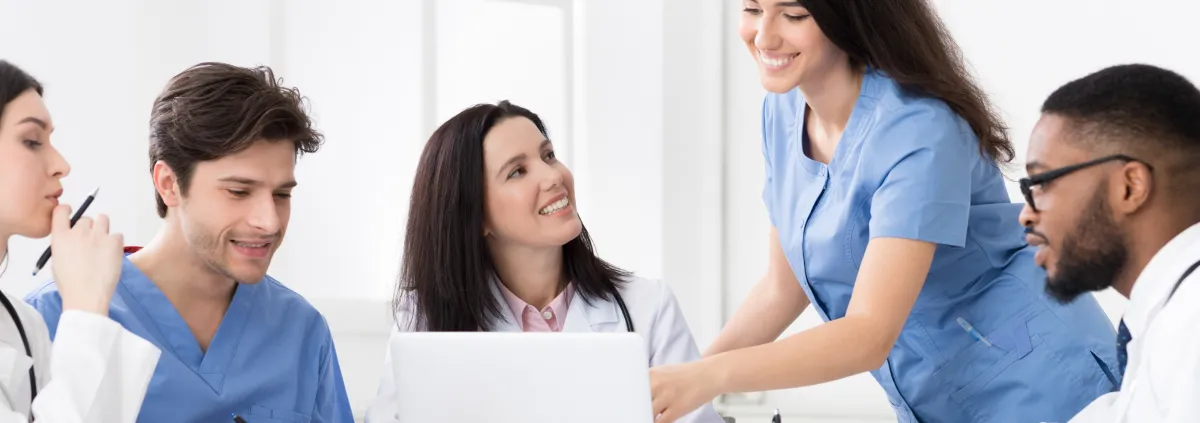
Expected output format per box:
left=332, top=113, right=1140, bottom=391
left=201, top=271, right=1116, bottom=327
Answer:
left=61, top=298, right=110, bottom=316
left=700, top=355, right=729, bottom=397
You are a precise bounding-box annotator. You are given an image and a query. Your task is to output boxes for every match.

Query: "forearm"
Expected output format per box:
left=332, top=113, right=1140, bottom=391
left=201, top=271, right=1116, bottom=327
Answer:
left=704, top=276, right=808, bottom=357
left=706, top=315, right=887, bottom=393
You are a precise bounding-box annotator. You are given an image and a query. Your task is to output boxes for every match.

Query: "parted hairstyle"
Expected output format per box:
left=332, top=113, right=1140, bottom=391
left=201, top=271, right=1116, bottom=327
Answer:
left=397, top=100, right=630, bottom=332
left=148, top=62, right=323, bottom=217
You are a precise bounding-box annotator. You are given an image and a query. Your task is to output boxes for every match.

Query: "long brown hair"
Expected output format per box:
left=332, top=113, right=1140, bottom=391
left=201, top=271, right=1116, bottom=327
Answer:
left=397, top=101, right=630, bottom=331
left=801, top=0, right=1014, bottom=164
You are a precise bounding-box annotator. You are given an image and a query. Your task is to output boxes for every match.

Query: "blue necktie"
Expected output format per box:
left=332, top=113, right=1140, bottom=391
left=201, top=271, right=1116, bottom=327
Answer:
left=1117, top=318, right=1132, bottom=377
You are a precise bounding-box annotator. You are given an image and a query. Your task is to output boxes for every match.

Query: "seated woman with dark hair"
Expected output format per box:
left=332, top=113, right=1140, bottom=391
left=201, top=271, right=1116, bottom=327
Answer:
left=365, top=101, right=723, bottom=423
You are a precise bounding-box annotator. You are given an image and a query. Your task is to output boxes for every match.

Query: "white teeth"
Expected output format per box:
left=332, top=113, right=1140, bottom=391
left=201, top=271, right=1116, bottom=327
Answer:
left=233, top=241, right=268, bottom=248
left=539, top=198, right=569, bottom=215
left=759, top=52, right=797, bottom=68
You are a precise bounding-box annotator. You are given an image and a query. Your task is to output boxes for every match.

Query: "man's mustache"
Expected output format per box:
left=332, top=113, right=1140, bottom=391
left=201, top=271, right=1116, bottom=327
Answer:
left=1024, top=226, right=1049, bottom=244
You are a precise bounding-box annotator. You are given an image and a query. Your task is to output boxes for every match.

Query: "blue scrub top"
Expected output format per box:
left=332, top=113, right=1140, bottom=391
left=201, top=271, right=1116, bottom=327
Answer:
left=26, top=256, right=354, bottom=423
left=761, top=68, right=1119, bottom=423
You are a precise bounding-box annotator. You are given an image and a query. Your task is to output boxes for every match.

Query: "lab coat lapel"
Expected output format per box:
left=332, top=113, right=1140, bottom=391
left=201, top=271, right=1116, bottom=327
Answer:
left=563, top=291, right=620, bottom=333
left=488, top=280, right=522, bottom=333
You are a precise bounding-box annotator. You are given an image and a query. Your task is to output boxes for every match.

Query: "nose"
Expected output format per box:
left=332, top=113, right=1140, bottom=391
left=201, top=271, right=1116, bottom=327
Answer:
left=247, top=195, right=282, bottom=235
left=47, top=144, right=71, bottom=178
left=538, top=163, right=565, bottom=191
left=1018, top=201, right=1037, bottom=229
left=754, top=14, right=780, bottom=51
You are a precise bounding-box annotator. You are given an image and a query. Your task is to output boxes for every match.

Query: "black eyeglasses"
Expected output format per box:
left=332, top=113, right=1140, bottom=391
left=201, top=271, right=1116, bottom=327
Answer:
left=1019, top=154, right=1154, bottom=212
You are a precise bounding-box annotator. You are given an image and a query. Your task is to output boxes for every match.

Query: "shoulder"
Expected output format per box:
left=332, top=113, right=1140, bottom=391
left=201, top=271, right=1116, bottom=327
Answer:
left=256, top=276, right=334, bottom=337
left=862, top=70, right=974, bottom=146
left=614, top=274, right=681, bottom=316
left=856, top=73, right=978, bottom=173
left=23, top=280, right=64, bottom=319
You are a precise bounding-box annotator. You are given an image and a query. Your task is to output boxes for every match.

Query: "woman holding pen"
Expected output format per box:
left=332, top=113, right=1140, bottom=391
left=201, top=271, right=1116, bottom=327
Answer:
left=0, top=60, right=160, bottom=422
left=648, top=1, right=1119, bottom=422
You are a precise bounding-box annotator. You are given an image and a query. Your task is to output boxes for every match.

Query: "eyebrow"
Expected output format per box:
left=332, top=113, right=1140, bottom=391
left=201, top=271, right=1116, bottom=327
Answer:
left=218, top=176, right=298, bottom=189
left=774, top=1, right=803, bottom=6
left=495, top=139, right=552, bottom=178
left=1025, top=161, right=1045, bottom=173
left=18, top=117, right=48, bottom=129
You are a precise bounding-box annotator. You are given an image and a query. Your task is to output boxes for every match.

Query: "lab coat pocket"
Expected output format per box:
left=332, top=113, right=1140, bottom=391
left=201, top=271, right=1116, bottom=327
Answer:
left=250, top=404, right=313, bottom=423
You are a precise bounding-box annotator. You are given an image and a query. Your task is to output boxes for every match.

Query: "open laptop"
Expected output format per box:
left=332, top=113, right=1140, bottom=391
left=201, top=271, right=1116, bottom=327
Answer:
left=389, top=332, right=655, bottom=422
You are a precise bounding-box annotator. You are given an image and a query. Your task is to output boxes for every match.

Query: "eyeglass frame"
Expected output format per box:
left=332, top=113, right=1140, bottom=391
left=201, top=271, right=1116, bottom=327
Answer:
left=1018, top=154, right=1154, bottom=212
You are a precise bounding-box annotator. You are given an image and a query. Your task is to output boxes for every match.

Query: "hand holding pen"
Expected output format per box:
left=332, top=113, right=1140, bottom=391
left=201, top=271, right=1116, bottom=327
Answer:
left=41, top=188, right=126, bottom=316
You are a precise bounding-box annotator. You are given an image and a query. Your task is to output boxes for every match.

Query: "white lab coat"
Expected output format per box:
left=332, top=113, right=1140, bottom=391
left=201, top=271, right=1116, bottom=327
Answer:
left=364, top=274, right=726, bottom=423
left=0, top=291, right=161, bottom=423
left=1069, top=222, right=1200, bottom=422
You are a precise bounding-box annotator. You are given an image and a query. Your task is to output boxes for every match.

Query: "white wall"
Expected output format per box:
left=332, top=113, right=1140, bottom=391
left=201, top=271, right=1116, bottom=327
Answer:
left=0, top=0, right=720, bottom=420
left=720, top=0, right=1200, bottom=421
left=4, top=0, right=1199, bottom=422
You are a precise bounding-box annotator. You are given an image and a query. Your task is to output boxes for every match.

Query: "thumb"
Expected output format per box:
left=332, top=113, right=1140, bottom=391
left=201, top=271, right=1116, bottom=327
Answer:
left=51, top=205, right=73, bottom=236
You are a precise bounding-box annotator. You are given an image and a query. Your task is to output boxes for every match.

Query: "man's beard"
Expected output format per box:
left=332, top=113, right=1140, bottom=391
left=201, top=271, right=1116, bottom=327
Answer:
left=1045, top=186, right=1129, bottom=304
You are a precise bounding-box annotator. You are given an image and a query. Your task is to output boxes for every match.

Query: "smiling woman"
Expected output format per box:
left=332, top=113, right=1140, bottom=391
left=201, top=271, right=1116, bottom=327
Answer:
left=362, top=100, right=726, bottom=423
left=645, top=1, right=1122, bottom=423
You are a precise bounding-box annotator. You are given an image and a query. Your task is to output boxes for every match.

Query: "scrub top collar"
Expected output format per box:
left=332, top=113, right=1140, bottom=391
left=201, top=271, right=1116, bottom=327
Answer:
left=116, top=254, right=261, bottom=393
left=790, top=66, right=885, bottom=177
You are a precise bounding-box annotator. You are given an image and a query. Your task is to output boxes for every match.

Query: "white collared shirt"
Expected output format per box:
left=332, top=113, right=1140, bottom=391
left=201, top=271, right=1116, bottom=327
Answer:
left=1070, top=222, right=1200, bottom=422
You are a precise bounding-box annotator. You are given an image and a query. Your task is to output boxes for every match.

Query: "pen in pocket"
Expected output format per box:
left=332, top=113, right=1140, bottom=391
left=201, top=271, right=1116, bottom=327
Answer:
left=956, top=317, right=993, bottom=347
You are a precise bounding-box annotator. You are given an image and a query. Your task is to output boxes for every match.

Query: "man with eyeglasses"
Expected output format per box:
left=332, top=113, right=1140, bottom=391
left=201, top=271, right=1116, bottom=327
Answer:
left=1019, top=63, right=1200, bottom=423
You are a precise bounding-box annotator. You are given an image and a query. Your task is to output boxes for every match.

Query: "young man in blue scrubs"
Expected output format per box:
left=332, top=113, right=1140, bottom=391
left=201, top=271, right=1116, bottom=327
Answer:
left=25, top=62, right=354, bottom=422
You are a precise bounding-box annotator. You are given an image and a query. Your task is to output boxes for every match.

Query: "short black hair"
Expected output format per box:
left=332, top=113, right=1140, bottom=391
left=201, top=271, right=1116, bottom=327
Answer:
left=1042, top=63, right=1200, bottom=164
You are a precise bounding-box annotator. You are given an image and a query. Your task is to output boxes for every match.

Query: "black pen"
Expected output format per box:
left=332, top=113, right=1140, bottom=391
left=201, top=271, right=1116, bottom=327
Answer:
left=31, top=187, right=99, bottom=276
left=772, top=408, right=781, bottom=423
left=232, top=413, right=247, bottom=423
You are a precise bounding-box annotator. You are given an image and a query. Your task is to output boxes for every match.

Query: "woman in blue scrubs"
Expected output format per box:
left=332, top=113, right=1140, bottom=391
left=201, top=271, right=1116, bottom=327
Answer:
left=648, top=1, right=1119, bottom=422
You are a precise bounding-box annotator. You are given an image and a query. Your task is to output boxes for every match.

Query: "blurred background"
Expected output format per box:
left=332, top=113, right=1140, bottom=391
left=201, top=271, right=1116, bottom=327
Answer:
left=2, top=0, right=1198, bottom=421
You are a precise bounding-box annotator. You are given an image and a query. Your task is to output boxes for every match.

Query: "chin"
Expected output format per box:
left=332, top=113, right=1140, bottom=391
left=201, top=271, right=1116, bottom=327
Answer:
left=232, top=270, right=268, bottom=284
left=551, top=221, right=584, bottom=246
left=16, top=219, right=52, bottom=240
left=760, top=74, right=801, bottom=94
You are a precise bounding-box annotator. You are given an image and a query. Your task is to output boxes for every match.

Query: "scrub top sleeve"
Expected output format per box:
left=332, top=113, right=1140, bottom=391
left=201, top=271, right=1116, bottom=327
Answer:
left=760, top=94, right=777, bottom=228
left=866, top=105, right=973, bottom=248
left=312, top=330, right=356, bottom=423
left=24, top=291, right=64, bottom=340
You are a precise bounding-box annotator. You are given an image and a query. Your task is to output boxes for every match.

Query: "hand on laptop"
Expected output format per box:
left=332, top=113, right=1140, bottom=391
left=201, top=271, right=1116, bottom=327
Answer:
left=650, top=361, right=719, bottom=422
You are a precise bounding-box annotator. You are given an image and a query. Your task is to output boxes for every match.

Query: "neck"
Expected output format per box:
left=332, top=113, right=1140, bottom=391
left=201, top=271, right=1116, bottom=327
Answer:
left=0, top=233, right=9, bottom=271
left=128, top=219, right=237, bottom=309
left=797, top=61, right=863, bottom=140
left=1114, top=212, right=1199, bottom=298
left=488, top=241, right=565, bottom=309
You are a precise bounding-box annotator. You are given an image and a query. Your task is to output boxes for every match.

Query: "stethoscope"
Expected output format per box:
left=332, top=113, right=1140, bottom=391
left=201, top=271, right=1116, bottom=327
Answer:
left=0, top=292, right=37, bottom=404
left=613, top=289, right=634, bottom=332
